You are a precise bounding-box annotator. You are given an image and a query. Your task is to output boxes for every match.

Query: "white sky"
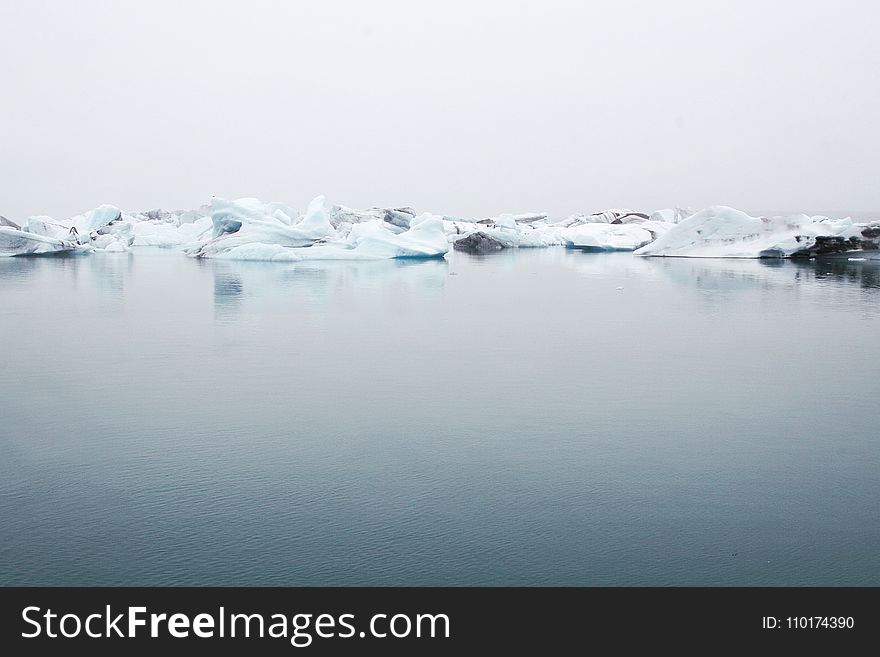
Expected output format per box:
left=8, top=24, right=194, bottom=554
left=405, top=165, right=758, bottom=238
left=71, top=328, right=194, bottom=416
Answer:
left=1, top=0, right=878, bottom=220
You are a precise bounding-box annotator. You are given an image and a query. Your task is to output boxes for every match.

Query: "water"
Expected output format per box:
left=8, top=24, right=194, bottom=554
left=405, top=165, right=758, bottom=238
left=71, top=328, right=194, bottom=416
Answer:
left=1, top=249, right=878, bottom=586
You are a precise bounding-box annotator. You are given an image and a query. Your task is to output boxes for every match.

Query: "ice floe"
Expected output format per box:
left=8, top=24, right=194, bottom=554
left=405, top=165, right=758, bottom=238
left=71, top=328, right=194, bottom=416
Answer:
left=0, top=226, right=82, bottom=256
left=181, top=197, right=448, bottom=261
left=2, top=198, right=877, bottom=261
left=635, top=206, right=880, bottom=259
left=563, top=222, right=671, bottom=252
left=449, top=209, right=678, bottom=253
left=4, top=204, right=136, bottom=254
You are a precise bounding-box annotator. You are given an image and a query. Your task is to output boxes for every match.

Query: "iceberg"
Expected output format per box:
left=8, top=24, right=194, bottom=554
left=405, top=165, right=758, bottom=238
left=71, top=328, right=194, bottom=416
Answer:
left=563, top=223, right=659, bottom=252
left=451, top=215, right=566, bottom=248
left=0, top=226, right=82, bottom=256
left=444, top=207, right=676, bottom=252
left=184, top=196, right=448, bottom=261
left=7, top=196, right=872, bottom=263
left=69, top=205, right=123, bottom=234
left=184, top=196, right=337, bottom=258
left=555, top=209, right=649, bottom=227
left=203, top=217, right=448, bottom=262
left=129, top=206, right=213, bottom=247
left=336, top=213, right=448, bottom=259
left=16, top=204, right=136, bottom=252
left=132, top=216, right=212, bottom=248
left=21, top=216, right=78, bottom=242
left=327, top=204, right=417, bottom=231
left=0, top=195, right=444, bottom=261
left=635, top=206, right=880, bottom=258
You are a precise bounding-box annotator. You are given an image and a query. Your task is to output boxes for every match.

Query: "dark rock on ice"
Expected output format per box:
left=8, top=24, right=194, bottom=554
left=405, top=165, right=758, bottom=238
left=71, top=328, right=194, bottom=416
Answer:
left=453, top=231, right=507, bottom=254
left=790, top=235, right=865, bottom=258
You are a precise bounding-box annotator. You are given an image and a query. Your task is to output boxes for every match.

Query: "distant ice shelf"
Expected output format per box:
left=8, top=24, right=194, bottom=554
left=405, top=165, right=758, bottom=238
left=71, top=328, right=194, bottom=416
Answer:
left=1, top=200, right=877, bottom=261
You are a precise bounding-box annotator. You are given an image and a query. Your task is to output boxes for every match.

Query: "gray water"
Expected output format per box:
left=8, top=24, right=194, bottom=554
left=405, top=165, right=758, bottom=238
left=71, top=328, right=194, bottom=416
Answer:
left=1, top=248, right=878, bottom=586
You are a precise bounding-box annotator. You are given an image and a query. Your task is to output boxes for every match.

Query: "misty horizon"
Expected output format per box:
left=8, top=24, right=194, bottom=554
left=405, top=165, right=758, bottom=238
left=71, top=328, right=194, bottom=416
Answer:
left=2, top=0, right=879, bottom=221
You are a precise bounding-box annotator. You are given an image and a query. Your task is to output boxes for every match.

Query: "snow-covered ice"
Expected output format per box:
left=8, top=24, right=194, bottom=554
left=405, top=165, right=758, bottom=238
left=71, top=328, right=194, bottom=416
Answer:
left=563, top=222, right=667, bottom=252
left=447, top=209, right=679, bottom=252
left=0, top=226, right=82, bottom=256
left=182, top=197, right=448, bottom=261
left=5, top=204, right=136, bottom=254
left=1, top=198, right=877, bottom=261
left=635, top=206, right=880, bottom=258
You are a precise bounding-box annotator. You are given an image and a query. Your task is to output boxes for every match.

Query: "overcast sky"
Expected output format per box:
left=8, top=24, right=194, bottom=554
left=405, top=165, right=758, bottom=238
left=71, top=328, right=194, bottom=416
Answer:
left=1, top=0, right=878, bottom=221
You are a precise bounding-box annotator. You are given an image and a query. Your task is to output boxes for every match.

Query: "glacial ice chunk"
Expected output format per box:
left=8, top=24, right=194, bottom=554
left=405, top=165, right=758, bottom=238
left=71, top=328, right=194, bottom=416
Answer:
left=563, top=223, right=656, bottom=252
left=22, top=216, right=78, bottom=242
left=0, top=226, right=81, bottom=256
left=69, top=205, right=123, bottom=234
left=186, top=196, right=448, bottom=261
left=635, top=206, right=876, bottom=258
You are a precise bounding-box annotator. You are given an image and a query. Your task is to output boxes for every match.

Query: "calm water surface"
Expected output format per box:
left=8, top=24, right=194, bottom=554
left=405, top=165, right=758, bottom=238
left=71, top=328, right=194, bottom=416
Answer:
left=1, top=248, right=878, bottom=585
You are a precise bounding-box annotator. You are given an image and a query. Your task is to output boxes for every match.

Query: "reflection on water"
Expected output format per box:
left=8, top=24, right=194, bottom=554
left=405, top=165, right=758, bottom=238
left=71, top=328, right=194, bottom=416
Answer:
left=1, top=249, right=879, bottom=586
left=788, top=257, right=880, bottom=290
left=205, top=256, right=448, bottom=314
left=212, top=269, right=244, bottom=317
left=588, top=255, right=880, bottom=319
left=641, top=255, right=880, bottom=294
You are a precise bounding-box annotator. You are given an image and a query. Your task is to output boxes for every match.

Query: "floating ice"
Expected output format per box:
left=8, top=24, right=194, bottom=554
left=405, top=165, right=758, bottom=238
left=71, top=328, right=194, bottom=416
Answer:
left=0, top=226, right=81, bottom=256
left=21, top=216, right=76, bottom=241
left=182, top=196, right=448, bottom=261
left=563, top=223, right=657, bottom=252
left=447, top=217, right=566, bottom=249
left=185, top=197, right=338, bottom=258
left=327, top=204, right=417, bottom=231
left=132, top=216, right=212, bottom=248
left=3, top=198, right=876, bottom=262
left=15, top=204, right=135, bottom=252
left=445, top=207, right=678, bottom=253
left=69, top=205, right=123, bottom=234
left=556, top=209, right=649, bottom=226
left=635, top=206, right=880, bottom=258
